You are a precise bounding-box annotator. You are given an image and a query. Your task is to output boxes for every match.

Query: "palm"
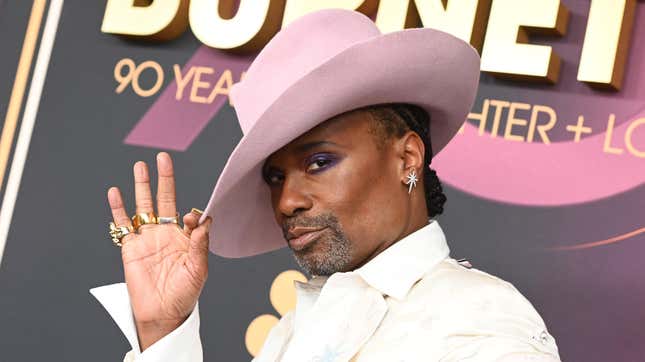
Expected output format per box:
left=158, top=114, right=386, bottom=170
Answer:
left=122, top=224, right=206, bottom=324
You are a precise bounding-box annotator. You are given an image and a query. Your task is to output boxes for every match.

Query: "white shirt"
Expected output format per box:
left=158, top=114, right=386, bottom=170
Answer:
left=90, top=220, right=561, bottom=361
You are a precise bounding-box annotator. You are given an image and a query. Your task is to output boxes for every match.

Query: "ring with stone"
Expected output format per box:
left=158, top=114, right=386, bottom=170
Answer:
left=109, top=222, right=134, bottom=247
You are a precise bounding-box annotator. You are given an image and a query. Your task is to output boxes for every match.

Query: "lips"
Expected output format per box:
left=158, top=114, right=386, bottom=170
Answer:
left=287, top=227, right=326, bottom=251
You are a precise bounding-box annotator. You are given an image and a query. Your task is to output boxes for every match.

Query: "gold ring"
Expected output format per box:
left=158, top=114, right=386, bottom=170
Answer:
left=158, top=212, right=180, bottom=225
left=109, top=222, right=133, bottom=247
left=190, top=208, right=204, bottom=216
left=131, top=212, right=157, bottom=231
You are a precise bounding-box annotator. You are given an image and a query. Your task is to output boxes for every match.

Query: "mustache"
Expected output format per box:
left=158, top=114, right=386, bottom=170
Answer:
left=281, top=212, right=338, bottom=239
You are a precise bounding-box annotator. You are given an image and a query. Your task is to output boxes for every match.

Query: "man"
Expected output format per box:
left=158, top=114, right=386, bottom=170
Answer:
left=93, top=9, right=561, bottom=361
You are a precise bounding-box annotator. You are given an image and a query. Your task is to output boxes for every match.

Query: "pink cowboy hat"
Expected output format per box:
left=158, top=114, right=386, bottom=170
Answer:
left=199, top=8, right=480, bottom=257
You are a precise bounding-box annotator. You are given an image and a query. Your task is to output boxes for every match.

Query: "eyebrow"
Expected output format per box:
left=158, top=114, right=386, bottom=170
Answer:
left=293, top=140, right=342, bottom=153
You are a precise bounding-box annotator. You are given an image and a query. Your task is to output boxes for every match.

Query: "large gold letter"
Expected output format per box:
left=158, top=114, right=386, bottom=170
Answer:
left=101, top=0, right=189, bottom=40
left=282, top=0, right=378, bottom=27
left=189, top=0, right=286, bottom=52
left=480, top=0, right=569, bottom=83
left=577, top=0, right=637, bottom=90
left=376, top=0, right=491, bottom=51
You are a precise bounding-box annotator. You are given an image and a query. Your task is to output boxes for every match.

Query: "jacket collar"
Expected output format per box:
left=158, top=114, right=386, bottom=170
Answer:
left=276, top=220, right=450, bottom=361
left=295, top=218, right=450, bottom=301
left=354, top=218, right=450, bottom=300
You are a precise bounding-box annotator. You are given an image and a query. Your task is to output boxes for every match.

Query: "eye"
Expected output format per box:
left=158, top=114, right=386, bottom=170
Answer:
left=306, top=154, right=337, bottom=173
left=268, top=174, right=283, bottom=184
left=263, top=169, right=284, bottom=186
left=307, top=159, right=330, bottom=171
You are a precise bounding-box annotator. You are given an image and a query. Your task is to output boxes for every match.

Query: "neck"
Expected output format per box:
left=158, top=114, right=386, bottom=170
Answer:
left=351, top=211, right=430, bottom=271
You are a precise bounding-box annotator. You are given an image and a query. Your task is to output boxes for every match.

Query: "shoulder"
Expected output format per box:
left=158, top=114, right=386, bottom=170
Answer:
left=411, top=258, right=547, bottom=327
left=405, top=258, right=559, bottom=355
left=377, top=259, right=561, bottom=359
left=416, top=258, right=531, bottom=300
left=405, top=259, right=560, bottom=357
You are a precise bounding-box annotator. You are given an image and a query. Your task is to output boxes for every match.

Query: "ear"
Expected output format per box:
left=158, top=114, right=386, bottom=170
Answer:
left=395, top=130, right=425, bottom=181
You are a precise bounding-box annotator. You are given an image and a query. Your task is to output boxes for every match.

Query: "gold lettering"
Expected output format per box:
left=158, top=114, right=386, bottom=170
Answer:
left=467, top=99, right=490, bottom=135
left=625, top=118, right=645, bottom=158
left=603, top=114, right=624, bottom=155
left=114, top=58, right=136, bottom=94
left=376, top=0, right=491, bottom=50
left=101, top=0, right=189, bottom=40
left=504, top=102, right=530, bottom=142
left=374, top=0, right=420, bottom=32
left=189, top=0, right=286, bottom=53
left=480, top=0, right=569, bottom=82
left=577, top=0, right=637, bottom=90
left=206, top=69, right=234, bottom=103
left=173, top=64, right=196, bottom=101
left=131, top=60, right=164, bottom=97
left=528, top=105, right=556, bottom=144
left=189, top=66, right=214, bottom=104
left=489, top=99, right=510, bottom=137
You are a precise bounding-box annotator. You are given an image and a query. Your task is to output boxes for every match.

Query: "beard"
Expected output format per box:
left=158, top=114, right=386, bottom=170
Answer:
left=282, top=212, right=352, bottom=276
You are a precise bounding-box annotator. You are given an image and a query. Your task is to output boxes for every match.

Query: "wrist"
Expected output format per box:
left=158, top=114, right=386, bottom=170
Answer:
left=135, top=317, right=186, bottom=351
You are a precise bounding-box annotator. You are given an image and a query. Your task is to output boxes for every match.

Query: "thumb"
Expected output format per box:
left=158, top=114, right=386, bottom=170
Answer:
left=187, top=216, right=211, bottom=276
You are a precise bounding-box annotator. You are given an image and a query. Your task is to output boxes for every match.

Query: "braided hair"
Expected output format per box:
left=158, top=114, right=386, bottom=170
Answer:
left=363, top=103, right=447, bottom=219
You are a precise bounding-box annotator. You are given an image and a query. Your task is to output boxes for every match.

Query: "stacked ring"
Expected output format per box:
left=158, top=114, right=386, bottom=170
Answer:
left=158, top=212, right=180, bottom=225
left=131, top=212, right=157, bottom=231
left=109, top=222, right=133, bottom=247
left=108, top=208, right=202, bottom=247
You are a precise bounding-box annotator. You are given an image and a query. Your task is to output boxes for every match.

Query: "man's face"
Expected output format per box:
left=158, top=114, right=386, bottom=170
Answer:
left=262, top=108, right=411, bottom=276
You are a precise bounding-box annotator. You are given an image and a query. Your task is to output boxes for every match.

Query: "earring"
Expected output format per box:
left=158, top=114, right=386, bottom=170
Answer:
left=404, top=167, right=418, bottom=194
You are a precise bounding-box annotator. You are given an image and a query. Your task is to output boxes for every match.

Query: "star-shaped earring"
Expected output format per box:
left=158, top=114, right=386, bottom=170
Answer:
left=405, top=168, right=418, bottom=194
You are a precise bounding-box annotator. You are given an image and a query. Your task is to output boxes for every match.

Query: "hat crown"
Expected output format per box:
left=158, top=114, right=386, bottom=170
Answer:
left=231, top=9, right=381, bottom=134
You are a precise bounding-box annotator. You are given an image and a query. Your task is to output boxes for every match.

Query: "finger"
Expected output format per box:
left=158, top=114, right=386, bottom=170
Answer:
left=188, top=216, right=212, bottom=275
left=107, top=187, right=135, bottom=243
left=108, top=187, right=132, bottom=227
left=133, top=161, right=154, bottom=214
left=156, top=152, right=177, bottom=218
left=133, top=161, right=156, bottom=232
left=183, top=211, right=199, bottom=234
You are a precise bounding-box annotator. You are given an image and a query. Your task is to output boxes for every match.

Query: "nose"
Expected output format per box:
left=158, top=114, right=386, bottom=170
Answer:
left=275, top=173, right=313, bottom=218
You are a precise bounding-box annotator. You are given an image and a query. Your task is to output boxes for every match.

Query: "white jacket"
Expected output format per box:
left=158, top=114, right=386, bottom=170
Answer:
left=91, top=220, right=561, bottom=361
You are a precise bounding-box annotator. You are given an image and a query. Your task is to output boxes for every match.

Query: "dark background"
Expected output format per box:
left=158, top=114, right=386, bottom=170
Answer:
left=0, top=1, right=643, bottom=361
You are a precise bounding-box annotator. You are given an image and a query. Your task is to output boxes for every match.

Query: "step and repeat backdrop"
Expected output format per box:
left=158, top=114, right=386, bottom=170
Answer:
left=0, top=1, right=643, bottom=361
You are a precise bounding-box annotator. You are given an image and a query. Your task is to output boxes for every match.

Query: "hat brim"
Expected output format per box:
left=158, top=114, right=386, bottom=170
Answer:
left=200, top=27, right=480, bottom=258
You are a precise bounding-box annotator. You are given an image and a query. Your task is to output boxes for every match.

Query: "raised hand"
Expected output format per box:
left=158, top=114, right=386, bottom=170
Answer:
left=107, top=152, right=211, bottom=350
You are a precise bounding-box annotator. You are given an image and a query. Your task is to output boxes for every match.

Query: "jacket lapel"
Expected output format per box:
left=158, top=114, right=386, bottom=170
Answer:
left=281, top=273, right=388, bottom=362
left=252, top=311, right=295, bottom=362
